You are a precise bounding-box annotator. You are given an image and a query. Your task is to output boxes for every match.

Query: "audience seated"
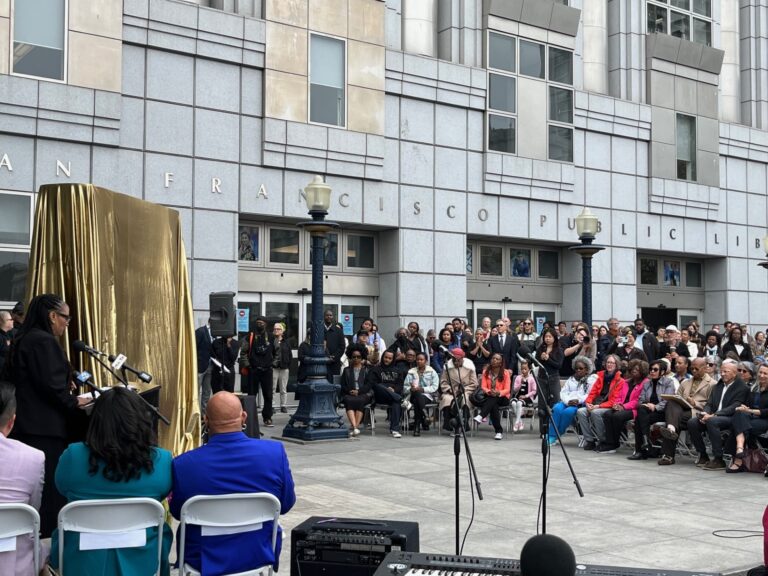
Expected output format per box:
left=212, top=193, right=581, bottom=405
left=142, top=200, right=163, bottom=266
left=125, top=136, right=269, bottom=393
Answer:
left=548, top=356, right=597, bottom=445
left=725, top=364, right=768, bottom=473
left=658, top=357, right=715, bottom=465
left=339, top=343, right=372, bottom=436
left=170, top=392, right=295, bottom=575
left=576, top=354, right=624, bottom=450
left=598, top=359, right=648, bottom=454
left=0, top=381, right=45, bottom=576
left=687, top=360, right=750, bottom=470
left=472, top=353, right=511, bottom=440
left=50, top=386, right=173, bottom=576
left=403, top=352, right=439, bottom=436
left=439, top=349, right=478, bottom=432
left=510, top=360, right=538, bottom=432
left=368, top=350, right=405, bottom=438
left=627, top=360, right=675, bottom=460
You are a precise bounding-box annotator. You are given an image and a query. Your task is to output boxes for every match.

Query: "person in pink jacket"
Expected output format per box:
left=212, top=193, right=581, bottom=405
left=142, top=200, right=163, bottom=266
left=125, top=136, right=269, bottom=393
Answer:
left=597, top=359, right=649, bottom=453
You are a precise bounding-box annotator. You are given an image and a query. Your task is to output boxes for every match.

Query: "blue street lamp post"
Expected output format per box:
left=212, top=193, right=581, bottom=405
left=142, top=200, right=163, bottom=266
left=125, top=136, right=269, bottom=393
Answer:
left=283, top=176, right=348, bottom=441
left=568, top=208, right=605, bottom=328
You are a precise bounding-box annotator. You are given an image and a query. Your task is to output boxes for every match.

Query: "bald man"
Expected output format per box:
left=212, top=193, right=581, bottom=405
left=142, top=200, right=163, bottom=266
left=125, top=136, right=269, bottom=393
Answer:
left=170, top=392, right=296, bottom=574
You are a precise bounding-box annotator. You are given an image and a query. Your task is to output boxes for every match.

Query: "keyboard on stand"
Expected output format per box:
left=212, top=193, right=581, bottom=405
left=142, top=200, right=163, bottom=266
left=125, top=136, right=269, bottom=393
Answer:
left=373, top=551, right=722, bottom=576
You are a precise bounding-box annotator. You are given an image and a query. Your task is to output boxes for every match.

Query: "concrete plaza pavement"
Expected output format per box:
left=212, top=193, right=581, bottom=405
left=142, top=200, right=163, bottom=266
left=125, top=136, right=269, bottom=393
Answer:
left=265, top=412, right=767, bottom=575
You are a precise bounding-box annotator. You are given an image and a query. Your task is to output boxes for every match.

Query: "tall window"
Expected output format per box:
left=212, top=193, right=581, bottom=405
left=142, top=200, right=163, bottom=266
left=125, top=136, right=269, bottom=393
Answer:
left=647, top=0, right=712, bottom=46
left=310, top=34, right=345, bottom=127
left=486, top=32, right=573, bottom=161
left=0, top=192, right=32, bottom=304
left=676, top=113, right=696, bottom=181
left=12, top=0, right=66, bottom=81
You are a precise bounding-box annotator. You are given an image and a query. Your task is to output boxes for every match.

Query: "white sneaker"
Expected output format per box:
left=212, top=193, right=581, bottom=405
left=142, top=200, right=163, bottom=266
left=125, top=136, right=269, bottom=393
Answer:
left=391, top=431, right=402, bottom=438
left=473, top=414, right=483, bottom=424
left=353, top=428, right=360, bottom=436
left=494, top=433, right=503, bottom=440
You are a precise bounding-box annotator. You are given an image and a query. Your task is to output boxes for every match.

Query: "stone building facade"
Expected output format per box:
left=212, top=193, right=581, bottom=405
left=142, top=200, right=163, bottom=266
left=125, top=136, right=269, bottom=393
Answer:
left=0, top=0, right=767, bottom=343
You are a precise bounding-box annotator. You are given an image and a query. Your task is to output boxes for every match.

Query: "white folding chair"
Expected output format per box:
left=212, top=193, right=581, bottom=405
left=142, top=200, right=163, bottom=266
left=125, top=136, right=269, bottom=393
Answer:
left=0, top=503, right=40, bottom=575
left=178, top=492, right=281, bottom=576
left=57, top=497, right=166, bottom=576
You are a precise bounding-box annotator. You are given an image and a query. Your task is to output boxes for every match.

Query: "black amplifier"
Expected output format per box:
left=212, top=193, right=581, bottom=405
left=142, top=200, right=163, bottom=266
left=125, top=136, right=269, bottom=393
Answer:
left=290, top=516, right=420, bottom=576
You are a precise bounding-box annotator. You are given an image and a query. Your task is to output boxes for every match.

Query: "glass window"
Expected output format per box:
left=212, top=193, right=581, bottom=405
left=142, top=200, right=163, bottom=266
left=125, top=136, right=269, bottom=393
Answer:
left=341, top=305, right=371, bottom=337
left=686, top=262, right=702, bottom=287
left=236, top=299, right=261, bottom=337
left=489, top=32, right=515, bottom=73
left=670, top=10, right=690, bottom=40
left=489, top=74, right=516, bottom=113
left=671, top=0, right=690, bottom=9
left=640, top=258, right=658, bottom=285
left=0, top=194, right=31, bottom=245
left=307, top=232, right=338, bottom=267
left=548, top=125, right=573, bottom=162
left=538, top=250, right=559, bottom=279
left=12, top=0, right=65, bottom=80
left=265, top=302, right=300, bottom=349
left=488, top=114, right=515, bottom=154
left=692, top=18, right=711, bottom=46
left=510, top=249, right=531, bottom=278
left=549, top=87, right=573, bottom=123
left=466, top=244, right=473, bottom=274
left=663, top=260, right=682, bottom=286
left=347, top=234, right=374, bottom=268
left=676, top=113, right=696, bottom=181
left=548, top=48, right=573, bottom=85
left=238, top=225, right=259, bottom=262
left=693, top=0, right=711, bottom=17
left=269, top=228, right=300, bottom=265
left=310, top=34, right=345, bottom=127
left=647, top=4, right=668, bottom=34
left=0, top=252, right=28, bottom=303
left=480, top=245, right=502, bottom=276
left=519, top=40, right=545, bottom=79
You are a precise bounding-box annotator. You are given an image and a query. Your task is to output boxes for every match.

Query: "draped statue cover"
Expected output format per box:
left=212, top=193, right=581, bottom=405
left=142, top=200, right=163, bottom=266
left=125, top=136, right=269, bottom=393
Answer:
left=26, top=183, right=199, bottom=454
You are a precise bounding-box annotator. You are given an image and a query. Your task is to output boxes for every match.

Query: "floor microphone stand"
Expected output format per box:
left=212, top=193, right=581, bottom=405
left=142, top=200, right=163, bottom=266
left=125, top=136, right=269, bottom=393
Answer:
left=526, top=353, right=583, bottom=534
left=444, top=358, right=483, bottom=555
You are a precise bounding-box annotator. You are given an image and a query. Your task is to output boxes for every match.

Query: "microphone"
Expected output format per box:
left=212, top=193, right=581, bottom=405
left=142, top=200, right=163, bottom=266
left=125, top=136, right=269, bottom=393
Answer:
left=107, top=354, right=153, bottom=384
left=520, top=344, right=546, bottom=371
left=520, top=534, right=576, bottom=576
left=74, top=370, right=107, bottom=397
left=73, top=340, right=106, bottom=357
left=431, top=341, right=455, bottom=357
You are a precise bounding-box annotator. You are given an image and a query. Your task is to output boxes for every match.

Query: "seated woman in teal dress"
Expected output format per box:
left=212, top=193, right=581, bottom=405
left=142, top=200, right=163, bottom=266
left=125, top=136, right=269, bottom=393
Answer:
left=49, top=386, right=173, bottom=576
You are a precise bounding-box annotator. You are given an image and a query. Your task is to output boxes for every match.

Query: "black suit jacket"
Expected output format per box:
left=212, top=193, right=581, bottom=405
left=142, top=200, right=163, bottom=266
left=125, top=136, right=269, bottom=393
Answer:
left=8, top=328, right=80, bottom=439
left=704, top=377, right=750, bottom=417
left=488, top=333, right=520, bottom=374
left=195, top=325, right=212, bottom=373
left=324, top=324, right=346, bottom=371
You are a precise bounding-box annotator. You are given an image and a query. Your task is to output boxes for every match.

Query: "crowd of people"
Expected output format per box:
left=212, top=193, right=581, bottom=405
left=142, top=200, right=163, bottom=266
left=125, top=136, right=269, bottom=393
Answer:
left=220, top=309, right=768, bottom=465
left=0, top=295, right=296, bottom=576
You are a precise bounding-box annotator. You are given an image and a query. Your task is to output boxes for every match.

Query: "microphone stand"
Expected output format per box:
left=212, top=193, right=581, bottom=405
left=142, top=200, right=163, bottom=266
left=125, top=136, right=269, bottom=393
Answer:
left=82, top=349, right=171, bottom=426
left=525, top=352, right=584, bottom=534
left=444, top=355, right=483, bottom=556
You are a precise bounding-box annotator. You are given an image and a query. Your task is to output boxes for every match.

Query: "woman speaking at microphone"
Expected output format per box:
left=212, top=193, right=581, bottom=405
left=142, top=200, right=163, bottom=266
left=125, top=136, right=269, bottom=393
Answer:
left=1, top=294, right=90, bottom=537
left=534, top=327, right=563, bottom=407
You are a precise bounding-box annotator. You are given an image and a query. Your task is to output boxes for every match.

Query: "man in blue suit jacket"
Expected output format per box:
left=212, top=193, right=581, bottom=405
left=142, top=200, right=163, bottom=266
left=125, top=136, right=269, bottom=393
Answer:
left=170, top=392, right=296, bottom=574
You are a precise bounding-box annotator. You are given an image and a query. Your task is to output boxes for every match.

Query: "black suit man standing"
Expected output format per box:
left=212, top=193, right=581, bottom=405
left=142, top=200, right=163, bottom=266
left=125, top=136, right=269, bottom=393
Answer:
left=488, top=318, right=520, bottom=375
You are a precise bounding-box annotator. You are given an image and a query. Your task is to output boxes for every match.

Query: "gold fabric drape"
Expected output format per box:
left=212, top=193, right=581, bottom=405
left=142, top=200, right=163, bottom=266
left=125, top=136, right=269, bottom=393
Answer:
left=26, top=183, right=199, bottom=454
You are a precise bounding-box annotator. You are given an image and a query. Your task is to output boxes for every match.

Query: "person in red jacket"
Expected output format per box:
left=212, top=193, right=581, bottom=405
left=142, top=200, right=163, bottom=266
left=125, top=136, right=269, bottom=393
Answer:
left=473, top=353, right=511, bottom=440
left=575, top=354, right=625, bottom=450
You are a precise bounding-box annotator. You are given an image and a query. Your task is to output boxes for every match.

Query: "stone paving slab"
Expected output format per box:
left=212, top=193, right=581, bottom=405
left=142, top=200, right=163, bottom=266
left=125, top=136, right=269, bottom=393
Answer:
left=264, top=413, right=766, bottom=575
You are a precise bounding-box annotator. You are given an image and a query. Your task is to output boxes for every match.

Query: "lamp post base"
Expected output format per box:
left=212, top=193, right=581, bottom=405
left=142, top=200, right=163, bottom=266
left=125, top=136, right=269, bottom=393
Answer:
left=282, top=379, right=348, bottom=441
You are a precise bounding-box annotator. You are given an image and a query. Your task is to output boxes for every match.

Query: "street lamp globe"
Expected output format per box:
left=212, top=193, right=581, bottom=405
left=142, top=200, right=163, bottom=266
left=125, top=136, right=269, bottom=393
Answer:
left=763, top=234, right=768, bottom=258
left=304, top=175, right=332, bottom=213
left=575, top=207, right=599, bottom=242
